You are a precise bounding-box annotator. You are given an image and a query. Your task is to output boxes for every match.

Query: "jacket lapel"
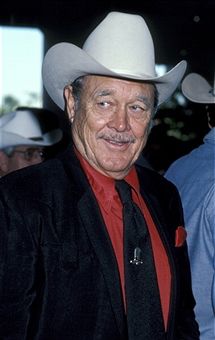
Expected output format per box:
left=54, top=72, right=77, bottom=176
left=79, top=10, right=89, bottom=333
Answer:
left=60, top=147, right=126, bottom=335
left=77, top=187, right=125, bottom=336
left=137, top=167, right=176, bottom=251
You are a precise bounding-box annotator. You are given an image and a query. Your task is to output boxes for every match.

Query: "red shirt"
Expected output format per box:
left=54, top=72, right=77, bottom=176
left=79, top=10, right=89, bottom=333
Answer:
left=76, top=151, right=171, bottom=330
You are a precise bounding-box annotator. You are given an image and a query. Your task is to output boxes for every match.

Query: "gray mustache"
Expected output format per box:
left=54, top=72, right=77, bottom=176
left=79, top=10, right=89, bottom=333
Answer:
left=98, top=133, right=135, bottom=143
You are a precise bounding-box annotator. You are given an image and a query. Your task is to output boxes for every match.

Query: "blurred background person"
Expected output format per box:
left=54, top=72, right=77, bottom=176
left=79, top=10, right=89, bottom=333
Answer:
left=0, top=107, right=63, bottom=176
left=165, top=72, right=215, bottom=340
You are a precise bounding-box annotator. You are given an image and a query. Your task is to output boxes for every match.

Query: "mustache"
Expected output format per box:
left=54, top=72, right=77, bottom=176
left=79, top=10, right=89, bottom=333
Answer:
left=97, top=132, right=136, bottom=144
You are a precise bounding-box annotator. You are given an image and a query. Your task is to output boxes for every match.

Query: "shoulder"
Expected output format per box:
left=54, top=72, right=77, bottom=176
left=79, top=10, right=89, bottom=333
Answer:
left=166, top=152, right=192, bottom=172
left=0, top=145, right=85, bottom=200
left=136, top=165, right=184, bottom=225
left=0, top=158, right=65, bottom=201
left=164, top=150, right=196, bottom=183
left=136, top=164, right=180, bottom=198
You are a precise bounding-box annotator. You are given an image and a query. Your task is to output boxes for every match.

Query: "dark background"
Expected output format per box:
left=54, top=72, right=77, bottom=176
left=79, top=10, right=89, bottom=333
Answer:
left=1, top=0, right=214, bottom=172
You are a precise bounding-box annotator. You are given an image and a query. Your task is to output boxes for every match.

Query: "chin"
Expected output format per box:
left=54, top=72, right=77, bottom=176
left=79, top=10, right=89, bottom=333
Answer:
left=99, top=159, right=131, bottom=173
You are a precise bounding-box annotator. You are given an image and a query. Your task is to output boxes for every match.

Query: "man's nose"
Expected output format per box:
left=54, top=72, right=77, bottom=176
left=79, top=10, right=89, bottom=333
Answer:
left=107, top=108, right=130, bottom=131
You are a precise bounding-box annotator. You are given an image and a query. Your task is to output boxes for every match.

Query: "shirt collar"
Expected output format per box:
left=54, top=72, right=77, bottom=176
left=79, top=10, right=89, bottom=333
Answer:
left=75, top=147, right=140, bottom=208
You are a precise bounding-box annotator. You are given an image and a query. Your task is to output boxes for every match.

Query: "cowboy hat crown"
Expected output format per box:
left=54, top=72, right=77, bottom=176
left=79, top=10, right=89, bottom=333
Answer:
left=0, top=109, right=62, bottom=149
left=182, top=72, right=215, bottom=104
left=42, top=11, right=187, bottom=109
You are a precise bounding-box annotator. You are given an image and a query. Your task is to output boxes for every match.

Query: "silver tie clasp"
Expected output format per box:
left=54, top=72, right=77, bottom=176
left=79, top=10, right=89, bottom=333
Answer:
left=129, top=247, right=143, bottom=265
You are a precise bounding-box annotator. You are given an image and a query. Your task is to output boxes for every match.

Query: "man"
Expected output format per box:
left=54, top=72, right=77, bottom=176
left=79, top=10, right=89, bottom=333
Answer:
left=165, top=72, right=215, bottom=340
left=0, top=107, right=62, bottom=176
left=0, top=12, right=199, bottom=339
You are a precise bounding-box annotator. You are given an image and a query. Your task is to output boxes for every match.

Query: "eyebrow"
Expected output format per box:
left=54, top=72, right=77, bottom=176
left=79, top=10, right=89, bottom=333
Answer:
left=97, top=90, right=152, bottom=102
left=136, top=95, right=153, bottom=108
left=96, top=89, right=113, bottom=97
left=95, top=88, right=153, bottom=109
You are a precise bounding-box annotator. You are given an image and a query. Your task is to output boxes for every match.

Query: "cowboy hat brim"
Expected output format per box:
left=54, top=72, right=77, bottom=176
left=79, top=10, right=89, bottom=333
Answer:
left=42, top=42, right=187, bottom=109
left=182, top=73, right=215, bottom=104
left=0, top=129, right=62, bottom=149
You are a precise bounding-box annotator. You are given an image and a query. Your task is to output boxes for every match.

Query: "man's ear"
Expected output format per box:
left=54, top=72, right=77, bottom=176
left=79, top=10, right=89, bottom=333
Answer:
left=64, top=85, right=76, bottom=124
left=0, top=150, right=9, bottom=176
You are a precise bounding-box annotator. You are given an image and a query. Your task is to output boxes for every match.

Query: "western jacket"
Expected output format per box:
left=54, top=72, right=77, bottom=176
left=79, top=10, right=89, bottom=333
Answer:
left=0, top=145, right=199, bottom=339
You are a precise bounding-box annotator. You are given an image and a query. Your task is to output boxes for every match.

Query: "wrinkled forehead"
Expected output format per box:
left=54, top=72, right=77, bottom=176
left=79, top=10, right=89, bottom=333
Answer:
left=83, top=75, right=156, bottom=101
left=84, top=74, right=155, bottom=88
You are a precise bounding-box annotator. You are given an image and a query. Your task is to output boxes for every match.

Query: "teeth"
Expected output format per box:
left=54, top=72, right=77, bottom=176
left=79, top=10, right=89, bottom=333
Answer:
left=109, top=140, right=126, bottom=144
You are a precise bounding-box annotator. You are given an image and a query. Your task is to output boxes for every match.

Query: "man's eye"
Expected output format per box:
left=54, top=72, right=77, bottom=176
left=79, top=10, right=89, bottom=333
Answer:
left=130, top=105, right=144, bottom=112
left=97, top=101, right=109, bottom=108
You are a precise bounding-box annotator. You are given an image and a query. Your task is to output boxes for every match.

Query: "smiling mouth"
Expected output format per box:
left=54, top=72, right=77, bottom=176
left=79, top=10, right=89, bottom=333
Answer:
left=101, top=137, right=135, bottom=149
left=104, top=138, right=130, bottom=145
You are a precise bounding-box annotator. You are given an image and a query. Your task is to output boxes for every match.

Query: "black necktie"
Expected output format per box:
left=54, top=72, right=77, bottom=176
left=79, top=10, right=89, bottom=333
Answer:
left=115, top=180, right=165, bottom=340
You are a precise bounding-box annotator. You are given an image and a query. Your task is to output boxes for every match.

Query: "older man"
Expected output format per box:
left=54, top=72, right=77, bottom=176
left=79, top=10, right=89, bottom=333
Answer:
left=0, top=107, right=62, bottom=176
left=0, top=12, right=199, bottom=339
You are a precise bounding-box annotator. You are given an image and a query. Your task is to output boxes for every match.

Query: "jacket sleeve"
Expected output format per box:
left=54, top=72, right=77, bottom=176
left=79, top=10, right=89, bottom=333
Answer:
left=0, top=191, right=40, bottom=339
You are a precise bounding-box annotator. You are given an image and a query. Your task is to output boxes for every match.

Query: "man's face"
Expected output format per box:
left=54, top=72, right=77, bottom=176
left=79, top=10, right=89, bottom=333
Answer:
left=6, top=146, right=44, bottom=174
left=67, top=75, right=155, bottom=179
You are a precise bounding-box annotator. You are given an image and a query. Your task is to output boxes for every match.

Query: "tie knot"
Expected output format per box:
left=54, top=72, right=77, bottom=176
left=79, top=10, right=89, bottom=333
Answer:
left=115, top=180, right=132, bottom=205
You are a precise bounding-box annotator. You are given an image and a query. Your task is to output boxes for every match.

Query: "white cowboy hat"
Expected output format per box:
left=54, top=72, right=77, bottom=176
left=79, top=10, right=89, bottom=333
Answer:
left=0, top=109, right=62, bottom=149
left=42, top=11, right=187, bottom=109
left=182, top=72, right=215, bottom=104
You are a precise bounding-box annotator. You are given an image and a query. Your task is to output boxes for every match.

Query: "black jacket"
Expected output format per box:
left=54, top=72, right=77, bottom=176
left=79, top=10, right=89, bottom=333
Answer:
left=0, top=146, right=199, bottom=339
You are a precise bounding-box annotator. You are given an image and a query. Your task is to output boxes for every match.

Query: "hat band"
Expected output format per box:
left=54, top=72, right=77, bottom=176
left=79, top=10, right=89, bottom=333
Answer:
left=29, top=137, right=44, bottom=141
left=209, top=88, right=215, bottom=97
